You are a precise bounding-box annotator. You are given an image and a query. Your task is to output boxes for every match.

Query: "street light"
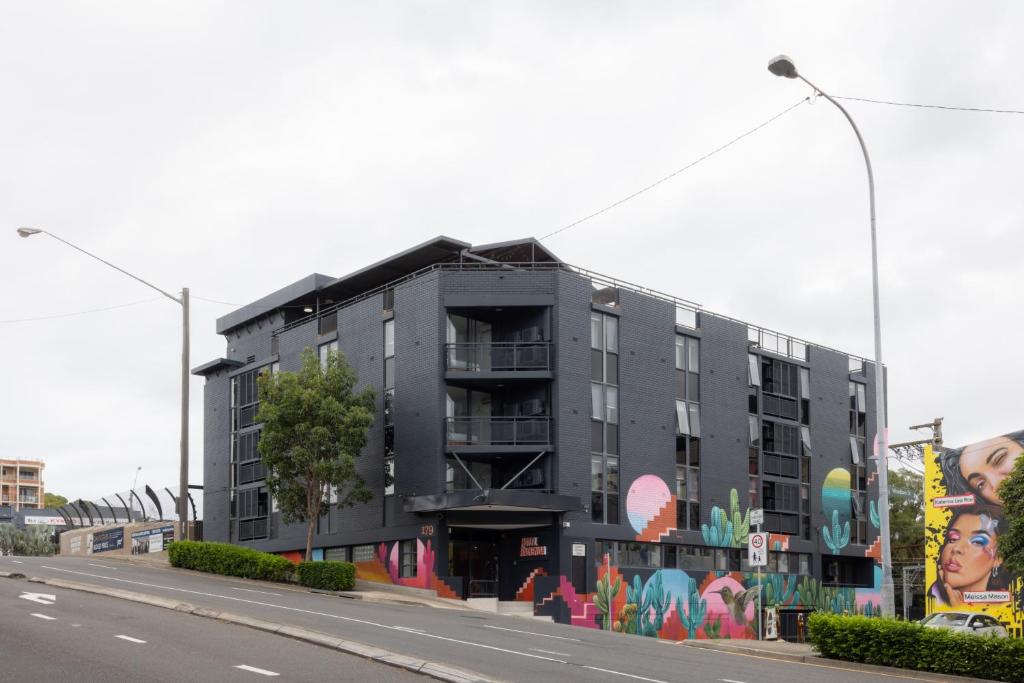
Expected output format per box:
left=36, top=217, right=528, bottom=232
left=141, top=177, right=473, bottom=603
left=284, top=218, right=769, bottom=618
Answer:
left=767, top=54, right=895, bottom=618
left=131, top=466, right=142, bottom=521
left=17, top=227, right=191, bottom=540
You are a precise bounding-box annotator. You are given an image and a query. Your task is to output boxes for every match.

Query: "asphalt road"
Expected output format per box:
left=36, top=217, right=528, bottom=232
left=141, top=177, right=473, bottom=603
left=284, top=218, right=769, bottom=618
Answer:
left=2, top=556, right=953, bottom=683
left=0, top=576, right=421, bottom=682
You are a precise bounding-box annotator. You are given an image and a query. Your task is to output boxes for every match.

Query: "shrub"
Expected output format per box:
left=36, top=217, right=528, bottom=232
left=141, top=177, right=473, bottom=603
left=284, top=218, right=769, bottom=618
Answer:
left=807, top=612, right=1024, bottom=683
left=167, top=541, right=294, bottom=582
left=296, top=560, right=356, bottom=591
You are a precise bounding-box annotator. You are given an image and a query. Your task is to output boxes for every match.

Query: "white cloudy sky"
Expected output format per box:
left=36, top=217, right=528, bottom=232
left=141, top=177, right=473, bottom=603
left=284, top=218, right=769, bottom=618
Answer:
left=2, top=2, right=1021, bottom=502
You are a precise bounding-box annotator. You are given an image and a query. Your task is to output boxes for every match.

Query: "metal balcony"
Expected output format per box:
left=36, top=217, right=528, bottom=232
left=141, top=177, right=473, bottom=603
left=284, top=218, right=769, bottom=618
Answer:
left=445, top=416, right=552, bottom=448
left=445, top=342, right=552, bottom=373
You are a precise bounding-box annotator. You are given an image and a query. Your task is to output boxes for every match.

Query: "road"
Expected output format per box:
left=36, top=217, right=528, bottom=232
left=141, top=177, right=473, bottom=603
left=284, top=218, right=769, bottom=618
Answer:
left=0, top=576, right=421, bottom=682
left=2, top=556, right=950, bottom=683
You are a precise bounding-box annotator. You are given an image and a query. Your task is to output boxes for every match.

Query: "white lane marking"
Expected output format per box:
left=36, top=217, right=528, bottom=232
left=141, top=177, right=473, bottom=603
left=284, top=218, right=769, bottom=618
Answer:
left=392, top=626, right=566, bottom=663
left=88, top=563, right=117, bottom=570
left=31, top=613, right=56, bottom=620
left=398, top=626, right=425, bottom=632
left=482, top=624, right=580, bottom=642
left=10, top=560, right=23, bottom=564
left=20, top=592, right=56, bottom=605
left=231, top=587, right=281, bottom=597
left=584, top=665, right=672, bottom=683
left=115, top=635, right=147, bottom=644
left=530, top=648, right=571, bottom=657
left=39, top=565, right=572, bottom=668
left=721, top=679, right=748, bottom=683
left=235, top=665, right=280, bottom=677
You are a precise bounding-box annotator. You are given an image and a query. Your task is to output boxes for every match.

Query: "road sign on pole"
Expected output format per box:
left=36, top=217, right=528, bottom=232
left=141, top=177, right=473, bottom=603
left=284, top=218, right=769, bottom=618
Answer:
left=750, top=508, right=764, bottom=526
left=748, top=532, right=768, bottom=567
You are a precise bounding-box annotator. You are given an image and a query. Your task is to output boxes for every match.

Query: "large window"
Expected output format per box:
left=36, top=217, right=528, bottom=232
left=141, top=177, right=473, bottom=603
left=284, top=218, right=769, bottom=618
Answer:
left=762, top=481, right=800, bottom=535
left=400, top=539, right=417, bottom=578
left=591, top=312, right=619, bottom=524
left=762, top=357, right=799, bottom=421
left=236, top=486, right=268, bottom=542
left=384, top=319, right=395, bottom=496
left=674, top=335, right=701, bottom=530
left=318, top=339, right=338, bottom=368
left=230, top=367, right=272, bottom=541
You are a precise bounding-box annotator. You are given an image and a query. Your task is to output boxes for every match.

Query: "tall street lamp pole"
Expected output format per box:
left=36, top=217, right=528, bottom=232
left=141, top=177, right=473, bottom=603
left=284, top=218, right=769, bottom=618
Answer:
left=16, top=227, right=191, bottom=541
left=766, top=55, right=894, bottom=618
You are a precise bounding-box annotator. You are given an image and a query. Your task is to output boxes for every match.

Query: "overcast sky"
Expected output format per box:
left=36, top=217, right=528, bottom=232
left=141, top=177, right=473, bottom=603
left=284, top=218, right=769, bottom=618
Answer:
left=2, top=2, right=1021, bottom=502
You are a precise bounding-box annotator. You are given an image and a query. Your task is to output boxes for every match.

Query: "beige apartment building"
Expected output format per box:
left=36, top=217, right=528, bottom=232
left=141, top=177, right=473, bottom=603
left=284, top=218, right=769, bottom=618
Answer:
left=0, top=459, right=45, bottom=511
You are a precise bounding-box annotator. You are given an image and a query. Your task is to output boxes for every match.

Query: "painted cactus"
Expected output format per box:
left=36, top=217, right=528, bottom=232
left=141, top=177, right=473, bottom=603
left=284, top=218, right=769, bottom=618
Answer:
left=595, top=570, right=622, bottom=630
left=701, top=505, right=734, bottom=548
left=703, top=614, right=722, bottom=639
left=869, top=499, right=880, bottom=529
left=678, top=577, right=706, bottom=639
left=822, top=509, right=851, bottom=553
left=639, top=571, right=672, bottom=637
left=762, top=573, right=797, bottom=607
left=729, top=488, right=751, bottom=548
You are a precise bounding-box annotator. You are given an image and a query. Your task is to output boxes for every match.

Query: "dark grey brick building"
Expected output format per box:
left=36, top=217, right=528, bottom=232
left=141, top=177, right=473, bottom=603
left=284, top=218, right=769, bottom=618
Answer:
left=194, top=236, right=883, bottom=639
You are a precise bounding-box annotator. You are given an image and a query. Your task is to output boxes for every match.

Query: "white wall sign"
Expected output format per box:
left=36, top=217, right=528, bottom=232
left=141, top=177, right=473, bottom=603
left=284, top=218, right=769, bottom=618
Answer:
left=748, top=532, right=768, bottom=567
left=23, top=516, right=65, bottom=526
left=572, top=543, right=586, bottom=557
left=750, top=508, right=764, bottom=526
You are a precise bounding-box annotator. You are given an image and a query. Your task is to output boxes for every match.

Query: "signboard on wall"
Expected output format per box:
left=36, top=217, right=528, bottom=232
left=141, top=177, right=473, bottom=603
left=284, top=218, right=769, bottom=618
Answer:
left=131, top=526, right=175, bottom=555
left=23, top=516, right=65, bottom=526
left=520, top=537, right=547, bottom=557
left=924, top=435, right=1023, bottom=637
left=91, top=527, right=124, bottom=554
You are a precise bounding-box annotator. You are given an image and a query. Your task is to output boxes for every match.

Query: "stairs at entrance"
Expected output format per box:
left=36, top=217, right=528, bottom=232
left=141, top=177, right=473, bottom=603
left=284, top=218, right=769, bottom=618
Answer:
left=464, top=599, right=553, bottom=622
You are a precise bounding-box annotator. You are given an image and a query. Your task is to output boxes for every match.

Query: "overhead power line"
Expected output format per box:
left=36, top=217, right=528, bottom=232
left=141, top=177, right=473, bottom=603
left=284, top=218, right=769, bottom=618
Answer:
left=540, top=97, right=810, bottom=240
left=834, top=95, right=1024, bottom=115
left=0, top=297, right=165, bottom=324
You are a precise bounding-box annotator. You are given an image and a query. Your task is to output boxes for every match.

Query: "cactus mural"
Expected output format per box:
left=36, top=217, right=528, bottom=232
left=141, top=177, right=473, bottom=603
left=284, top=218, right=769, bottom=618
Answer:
left=595, top=568, right=622, bottom=630
left=869, top=499, right=880, bottom=529
left=729, top=488, right=751, bottom=547
left=678, top=577, right=706, bottom=639
left=761, top=573, right=797, bottom=607
left=700, top=505, right=734, bottom=548
left=822, top=509, right=851, bottom=553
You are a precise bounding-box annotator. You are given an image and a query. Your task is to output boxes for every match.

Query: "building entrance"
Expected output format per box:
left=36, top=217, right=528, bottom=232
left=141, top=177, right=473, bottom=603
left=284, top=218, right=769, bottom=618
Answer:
left=449, top=528, right=500, bottom=598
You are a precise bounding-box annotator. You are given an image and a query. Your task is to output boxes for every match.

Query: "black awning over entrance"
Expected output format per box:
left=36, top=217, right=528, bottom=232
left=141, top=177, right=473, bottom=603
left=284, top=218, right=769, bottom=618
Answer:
left=402, top=489, right=581, bottom=515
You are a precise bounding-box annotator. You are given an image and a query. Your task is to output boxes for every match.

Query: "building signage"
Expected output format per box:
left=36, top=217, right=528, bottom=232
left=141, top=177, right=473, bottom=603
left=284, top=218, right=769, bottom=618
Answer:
left=750, top=508, right=764, bottom=526
left=69, top=537, right=81, bottom=554
left=131, top=525, right=175, bottom=555
left=91, top=527, right=124, bottom=554
left=963, top=591, right=1011, bottom=604
left=23, top=516, right=65, bottom=526
left=931, top=494, right=975, bottom=508
left=520, top=536, right=547, bottom=557
left=571, top=543, right=586, bottom=557
left=748, top=532, right=768, bottom=567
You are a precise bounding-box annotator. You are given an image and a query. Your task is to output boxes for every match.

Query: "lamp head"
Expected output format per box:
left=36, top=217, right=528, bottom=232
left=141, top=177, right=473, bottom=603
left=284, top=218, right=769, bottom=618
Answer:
left=17, top=227, right=42, bottom=238
left=768, top=55, right=798, bottom=79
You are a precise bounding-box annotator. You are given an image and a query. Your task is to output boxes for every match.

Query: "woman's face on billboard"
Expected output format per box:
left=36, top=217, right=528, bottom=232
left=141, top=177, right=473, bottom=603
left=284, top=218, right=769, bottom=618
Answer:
left=958, top=436, right=1023, bottom=505
left=939, top=513, right=1000, bottom=591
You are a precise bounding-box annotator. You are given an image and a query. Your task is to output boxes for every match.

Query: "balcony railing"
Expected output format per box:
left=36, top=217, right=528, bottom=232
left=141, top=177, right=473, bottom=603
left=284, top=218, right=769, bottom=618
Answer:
left=445, top=342, right=551, bottom=372
left=445, top=416, right=552, bottom=446
left=18, top=496, right=39, bottom=504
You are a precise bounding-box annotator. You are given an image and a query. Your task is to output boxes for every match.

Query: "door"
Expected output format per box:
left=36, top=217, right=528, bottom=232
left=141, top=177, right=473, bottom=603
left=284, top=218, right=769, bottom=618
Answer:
left=449, top=530, right=500, bottom=598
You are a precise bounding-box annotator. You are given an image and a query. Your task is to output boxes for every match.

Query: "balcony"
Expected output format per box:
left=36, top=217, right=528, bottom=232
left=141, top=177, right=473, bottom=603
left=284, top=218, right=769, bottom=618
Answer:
left=445, top=416, right=552, bottom=452
left=444, top=342, right=553, bottom=380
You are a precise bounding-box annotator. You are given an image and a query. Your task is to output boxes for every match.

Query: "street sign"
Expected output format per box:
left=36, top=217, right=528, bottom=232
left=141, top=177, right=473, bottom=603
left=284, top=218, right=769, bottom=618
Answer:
left=750, top=508, right=764, bottom=526
left=748, top=532, right=768, bottom=567
left=20, top=592, right=56, bottom=605
left=571, top=543, right=587, bottom=557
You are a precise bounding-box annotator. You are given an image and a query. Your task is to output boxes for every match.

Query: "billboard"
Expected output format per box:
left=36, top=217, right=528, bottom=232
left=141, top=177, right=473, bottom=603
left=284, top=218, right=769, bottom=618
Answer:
left=924, top=432, right=1024, bottom=637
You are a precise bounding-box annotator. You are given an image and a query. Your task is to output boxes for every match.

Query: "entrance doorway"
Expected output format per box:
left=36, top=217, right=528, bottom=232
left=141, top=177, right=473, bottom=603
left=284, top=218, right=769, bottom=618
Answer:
left=449, top=529, right=500, bottom=598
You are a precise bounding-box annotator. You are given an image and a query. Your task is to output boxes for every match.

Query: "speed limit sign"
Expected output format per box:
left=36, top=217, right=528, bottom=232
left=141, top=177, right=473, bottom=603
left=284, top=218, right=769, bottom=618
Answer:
left=748, top=532, right=768, bottom=567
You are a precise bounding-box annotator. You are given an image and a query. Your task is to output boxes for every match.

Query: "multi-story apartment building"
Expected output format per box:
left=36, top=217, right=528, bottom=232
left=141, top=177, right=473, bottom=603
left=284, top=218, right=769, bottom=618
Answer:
left=195, top=237, right=884, bottom=641
left=0, top=458, right=45, bottom=511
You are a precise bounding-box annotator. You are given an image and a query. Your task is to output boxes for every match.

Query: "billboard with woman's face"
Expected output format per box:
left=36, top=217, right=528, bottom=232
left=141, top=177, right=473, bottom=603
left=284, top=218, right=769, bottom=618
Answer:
left=925, top=432, right=1024, bottom=637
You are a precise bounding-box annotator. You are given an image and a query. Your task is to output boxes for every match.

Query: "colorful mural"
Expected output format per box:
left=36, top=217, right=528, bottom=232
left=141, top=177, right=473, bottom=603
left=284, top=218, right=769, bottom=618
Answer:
left=626, top=474, right=677, bottom=541
left=924, top=436, right=1024, bottom=637
left=821, top=467, right=852, bottom=553
left=352, top=538, right=461, bottom=600
left=700, top=489, right=752, bottom=548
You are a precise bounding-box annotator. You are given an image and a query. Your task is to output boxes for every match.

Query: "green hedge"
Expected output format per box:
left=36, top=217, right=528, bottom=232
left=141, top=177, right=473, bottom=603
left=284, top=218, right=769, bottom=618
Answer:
left=167, top=541, right=294, bottom=582
left=296, top=560, right=356, bottom=591
left=807, top=613, right=1024, bottom=683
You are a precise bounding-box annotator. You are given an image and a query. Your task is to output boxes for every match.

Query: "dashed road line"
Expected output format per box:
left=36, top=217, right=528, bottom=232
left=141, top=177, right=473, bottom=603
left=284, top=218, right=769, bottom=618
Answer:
left=235, top=665, right=280, bottom=676
left=115, top=635, right=147, bottom=644
left=530, top=648, right=571, bottom=657
left=482, top=624, right=580, bottom=641
left=30, top=613, right=56, bottom=621
left=720, top=679, right=748, bottom=683
left=584, top=665, right=672, bottom=683
left=87, top=563, right=117, bottom=570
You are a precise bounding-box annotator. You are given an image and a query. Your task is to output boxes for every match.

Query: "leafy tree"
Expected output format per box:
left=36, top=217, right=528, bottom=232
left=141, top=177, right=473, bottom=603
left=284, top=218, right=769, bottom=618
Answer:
left=44, top=493, right=68, bottom=508
left=887, top=468, right=925, bottom=563
left=0, top=523, right=55, bottom=556
left=999, top=453, right=1024, bottom=576
left=0, top=524, right=16, bottom=555
left=256, top=348, right=375, bottom=561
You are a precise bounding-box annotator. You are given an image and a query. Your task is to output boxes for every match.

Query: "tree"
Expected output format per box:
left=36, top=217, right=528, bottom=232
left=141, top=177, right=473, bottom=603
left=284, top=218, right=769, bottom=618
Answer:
left=999, top=453, right=1024, bottom=576
left=44, top=493, right=68, bottom=508
left=256, top=348, right=376, bottom=561
left=887, top=468, right=925, bottom=563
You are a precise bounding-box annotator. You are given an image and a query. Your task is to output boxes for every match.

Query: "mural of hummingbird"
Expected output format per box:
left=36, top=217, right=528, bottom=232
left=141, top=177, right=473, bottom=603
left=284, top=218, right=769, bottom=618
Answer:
left=714, top=585, right=762, bottom=627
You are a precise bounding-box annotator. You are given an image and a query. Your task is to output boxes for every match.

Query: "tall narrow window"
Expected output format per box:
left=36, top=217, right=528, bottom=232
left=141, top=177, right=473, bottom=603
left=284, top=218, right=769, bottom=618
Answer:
left=591, top=312, right=619, bottom=524
left=230, top=367, right=270, bottom=541
left=384, top=319, right=395, bottom=496
left=319, top=340, right=338, bottom=369
left=675, top=335, right=700, bottom=530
